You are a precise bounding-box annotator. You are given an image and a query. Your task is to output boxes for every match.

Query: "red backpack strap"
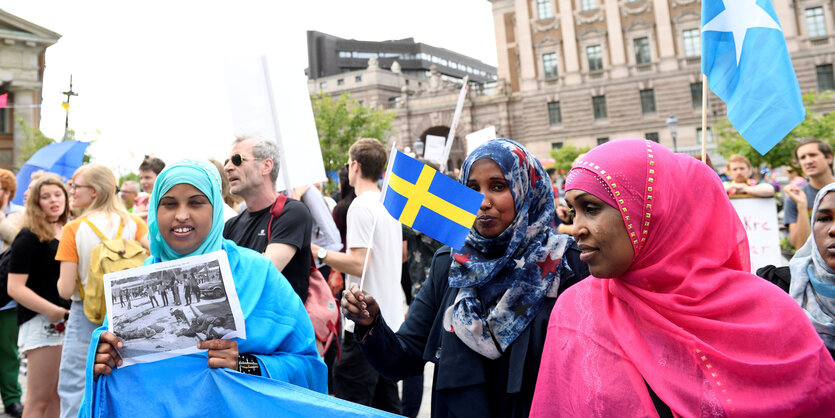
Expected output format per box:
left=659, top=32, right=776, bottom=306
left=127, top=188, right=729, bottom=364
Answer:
left=266, top=194, right=288, bottom=243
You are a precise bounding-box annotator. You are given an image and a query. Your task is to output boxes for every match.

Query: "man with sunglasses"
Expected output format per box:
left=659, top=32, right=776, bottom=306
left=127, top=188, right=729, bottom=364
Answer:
left=222, top=137, right=313, bottom=302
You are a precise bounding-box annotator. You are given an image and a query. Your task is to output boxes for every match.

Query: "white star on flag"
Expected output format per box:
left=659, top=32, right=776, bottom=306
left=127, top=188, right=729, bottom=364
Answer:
left=702, top=0, right=781, bottom=65
left=514, top=258, right=525, bottom=269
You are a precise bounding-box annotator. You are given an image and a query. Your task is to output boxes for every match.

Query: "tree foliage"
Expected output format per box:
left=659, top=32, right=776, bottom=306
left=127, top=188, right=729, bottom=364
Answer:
left=717, top=91, right=835, bottom=169
left=549, top=144, right=591, bottom=174
left=16, top=118, right=55, bottom=168
left=312, top=92, right=395, bottom=174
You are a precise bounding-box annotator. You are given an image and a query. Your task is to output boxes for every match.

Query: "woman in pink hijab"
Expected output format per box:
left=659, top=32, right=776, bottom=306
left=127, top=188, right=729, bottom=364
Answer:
left=531, top=139, right=835, bottom=417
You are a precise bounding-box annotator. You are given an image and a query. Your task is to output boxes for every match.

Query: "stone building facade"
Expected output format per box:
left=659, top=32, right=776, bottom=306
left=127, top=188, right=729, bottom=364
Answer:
left=0, top=9, right=60, bottom=169
left=309, top=0, right=835, bottom=168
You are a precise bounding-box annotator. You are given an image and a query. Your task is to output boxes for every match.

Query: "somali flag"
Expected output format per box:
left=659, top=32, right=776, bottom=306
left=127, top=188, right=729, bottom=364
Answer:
left=382, top=150, right=482, bottom=249
left=701, top=0, right=804, bottom=155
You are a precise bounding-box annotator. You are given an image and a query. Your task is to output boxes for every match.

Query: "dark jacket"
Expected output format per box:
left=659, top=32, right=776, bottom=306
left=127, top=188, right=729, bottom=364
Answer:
left=355, top=244, right=589, bottom=418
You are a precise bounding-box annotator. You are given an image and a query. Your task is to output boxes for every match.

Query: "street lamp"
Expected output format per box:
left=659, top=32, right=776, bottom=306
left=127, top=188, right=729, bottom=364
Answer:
left=414, top=138, right=425, bottom=157
left=665, top=114, right=679, bottom=152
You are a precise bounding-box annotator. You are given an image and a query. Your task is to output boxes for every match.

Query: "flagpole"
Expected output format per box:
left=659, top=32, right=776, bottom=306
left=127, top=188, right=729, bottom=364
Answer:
left=359, top=141, right=396, bottom=291
left=440, top=76, right=469, bottom=173
left=701, top=74, right=709, bottom=162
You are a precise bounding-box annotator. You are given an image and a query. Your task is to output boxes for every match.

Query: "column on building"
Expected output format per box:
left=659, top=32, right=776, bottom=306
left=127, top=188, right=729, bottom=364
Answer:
left=515, top=0, right=539, bottom=91
left=652, top=0, right=677, bottom=70
left=559, top=0, right=582, bottom=84
left=9, top=84, right=37, bottom=166
left=603, top=0, right=628, bottom=77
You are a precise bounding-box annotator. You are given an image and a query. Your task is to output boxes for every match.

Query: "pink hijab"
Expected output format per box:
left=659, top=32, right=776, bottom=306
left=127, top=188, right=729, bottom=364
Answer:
left=531, top=139, right=835, bottom=417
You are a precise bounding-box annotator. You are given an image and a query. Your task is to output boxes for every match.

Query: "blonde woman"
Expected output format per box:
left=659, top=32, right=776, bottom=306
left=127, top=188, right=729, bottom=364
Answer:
left=55, top=164, right=148, bottom=418
left=7, top=174, right=71, bottom=418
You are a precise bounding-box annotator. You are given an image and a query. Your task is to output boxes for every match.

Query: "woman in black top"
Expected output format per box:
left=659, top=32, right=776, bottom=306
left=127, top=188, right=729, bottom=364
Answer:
left=7, top=174, right=71, bottom=418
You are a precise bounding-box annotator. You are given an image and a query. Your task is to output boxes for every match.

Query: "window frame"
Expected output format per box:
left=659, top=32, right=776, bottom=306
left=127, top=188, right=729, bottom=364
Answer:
left=592, top=95, right=608, bottom=120
left=548, top=101, right=562, bottom=126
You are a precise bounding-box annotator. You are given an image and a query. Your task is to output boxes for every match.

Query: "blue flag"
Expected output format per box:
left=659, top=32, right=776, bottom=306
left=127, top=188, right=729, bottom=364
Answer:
left=702, top=0, right=804, bottom=155
left=382, top=151, right=483, bottom=249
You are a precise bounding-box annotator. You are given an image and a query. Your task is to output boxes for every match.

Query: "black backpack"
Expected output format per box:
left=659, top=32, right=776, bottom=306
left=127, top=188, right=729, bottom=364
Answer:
left=0, top=248, right=13, bottom=306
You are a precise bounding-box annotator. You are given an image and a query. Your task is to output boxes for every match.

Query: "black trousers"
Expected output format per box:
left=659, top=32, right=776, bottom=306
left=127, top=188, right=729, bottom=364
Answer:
left=332, top=331, right=401, bottom=415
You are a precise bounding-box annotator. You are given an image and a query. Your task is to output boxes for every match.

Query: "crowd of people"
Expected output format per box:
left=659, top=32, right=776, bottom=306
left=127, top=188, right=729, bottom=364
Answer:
left=0, top=135, right=832, bottom=417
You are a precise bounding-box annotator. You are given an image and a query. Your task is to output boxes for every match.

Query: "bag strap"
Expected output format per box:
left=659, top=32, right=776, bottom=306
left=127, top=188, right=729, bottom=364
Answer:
left=82, top=218, right=126, bottom=242
left=266, top=194, right=288, bottom=243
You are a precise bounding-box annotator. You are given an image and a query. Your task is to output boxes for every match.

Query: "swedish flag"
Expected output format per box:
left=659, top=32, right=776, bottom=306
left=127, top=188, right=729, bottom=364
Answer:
left=382, top=151, right=483, bottom=249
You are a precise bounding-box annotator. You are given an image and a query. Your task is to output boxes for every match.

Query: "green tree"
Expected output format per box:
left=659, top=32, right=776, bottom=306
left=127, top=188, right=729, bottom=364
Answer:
left=550, top=144, right=591, bottom=174
left=16, top=118, right=55, bottom=168
left=119, top=172, right=140, bottom=186
left=717, top=91, right=835, bottom=169
left=312, top=92, right=395, bottom=174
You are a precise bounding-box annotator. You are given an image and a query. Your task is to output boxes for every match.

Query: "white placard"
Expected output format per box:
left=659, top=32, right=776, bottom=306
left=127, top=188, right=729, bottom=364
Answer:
left=104, top=251, right=245, bottom=367
left=729, top=197, right=783, bottom=272
left=223, top=55, right=326, bottom=191
left=423, top=135, right=446, bottom=164
left=465, top=126, right=497, bottom=156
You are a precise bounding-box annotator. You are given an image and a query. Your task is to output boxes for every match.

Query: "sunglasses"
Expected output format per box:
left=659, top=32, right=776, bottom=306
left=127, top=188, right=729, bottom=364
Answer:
left=224, top=154, right=261, bottom=167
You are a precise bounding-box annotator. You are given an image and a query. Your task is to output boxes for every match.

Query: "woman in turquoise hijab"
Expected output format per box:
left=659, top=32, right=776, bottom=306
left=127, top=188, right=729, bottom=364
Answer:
left=80, top=159, right=330, bottom=416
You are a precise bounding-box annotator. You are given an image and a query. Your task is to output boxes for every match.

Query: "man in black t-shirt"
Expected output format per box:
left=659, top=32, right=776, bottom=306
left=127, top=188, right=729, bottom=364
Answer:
left=222, top=137, right=312, bottom=302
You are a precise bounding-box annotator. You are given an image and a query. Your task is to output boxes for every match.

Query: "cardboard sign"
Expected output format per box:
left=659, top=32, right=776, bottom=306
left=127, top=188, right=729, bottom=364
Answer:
left=223, top=55, right=326, bottom=191
left=423, top=134, right=446, bottom=165
left=729, top=197, right=784, bottom=272
left=465, top=126, right=496, bottom=156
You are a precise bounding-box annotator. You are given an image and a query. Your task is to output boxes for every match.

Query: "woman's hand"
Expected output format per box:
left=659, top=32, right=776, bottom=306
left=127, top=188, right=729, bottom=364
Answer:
left=47, top=305, right=70, bottom=322
left=341, top=283, right=379, bottom=327
left=198, top=339, right=238, bottom=370
left=93, top=331, right=123, bottom=379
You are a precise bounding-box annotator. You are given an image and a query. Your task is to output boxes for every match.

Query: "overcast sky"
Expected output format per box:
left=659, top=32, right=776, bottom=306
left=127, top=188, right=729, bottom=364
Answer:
left=3, top=0, right=497, bottom=176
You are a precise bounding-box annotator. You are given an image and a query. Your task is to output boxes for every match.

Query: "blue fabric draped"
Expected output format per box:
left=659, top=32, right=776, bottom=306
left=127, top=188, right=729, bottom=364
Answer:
left=447, top=139, right=569, bottom=359
left=78, top=159, right=349, bottom=416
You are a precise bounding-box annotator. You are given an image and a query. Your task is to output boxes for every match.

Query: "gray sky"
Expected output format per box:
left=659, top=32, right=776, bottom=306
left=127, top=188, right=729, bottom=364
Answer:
left=3, top=0, right=497, bottom=175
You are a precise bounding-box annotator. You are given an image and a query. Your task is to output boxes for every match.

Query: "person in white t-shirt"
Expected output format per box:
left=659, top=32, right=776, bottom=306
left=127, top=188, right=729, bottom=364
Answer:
left=312, top=138, right=404, bottom=413
left=55, top=164, right=149, bottom=418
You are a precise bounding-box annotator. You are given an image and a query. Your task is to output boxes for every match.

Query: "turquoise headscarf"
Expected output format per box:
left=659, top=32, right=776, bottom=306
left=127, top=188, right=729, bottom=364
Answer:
left=147, top=159, right=225, bottom=261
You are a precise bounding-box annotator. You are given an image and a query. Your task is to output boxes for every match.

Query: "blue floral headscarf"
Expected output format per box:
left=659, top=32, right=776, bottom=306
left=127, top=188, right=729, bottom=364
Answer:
left=790, top=182, right=835, bottom=351
left=446, top=139, right=570, bottom=359
left=147, top=159, right=225, bottom=262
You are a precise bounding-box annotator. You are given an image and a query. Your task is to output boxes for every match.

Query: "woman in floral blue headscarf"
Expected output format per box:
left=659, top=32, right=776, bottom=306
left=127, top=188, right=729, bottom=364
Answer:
left=78, top=159, right=330, bottom=416
left=341, top=139, right=589, bottom=417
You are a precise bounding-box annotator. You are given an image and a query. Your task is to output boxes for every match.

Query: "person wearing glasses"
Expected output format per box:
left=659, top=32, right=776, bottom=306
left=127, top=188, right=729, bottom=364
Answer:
left=222, top=137, right=313, bottom=303
left=55, top=164, right=149, bottom=418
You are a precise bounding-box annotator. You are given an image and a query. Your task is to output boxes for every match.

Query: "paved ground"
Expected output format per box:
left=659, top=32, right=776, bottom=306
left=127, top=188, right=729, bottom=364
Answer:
left=1, top=356, right=434, bottom=417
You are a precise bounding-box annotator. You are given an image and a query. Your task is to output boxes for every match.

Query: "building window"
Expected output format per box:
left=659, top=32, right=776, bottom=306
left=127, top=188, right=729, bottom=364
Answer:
left=587, top=45, right=603, bottom=72
left=697, top=127, right=713, bottom=144
left=543, top=53, right=558, bottom=78
left=640, top=89, right=656, bottom=114
left=337, top=79, right=344, bottom=86
left=597, top=137, right=609, bottom=145
left=634, top=37, right=651, bottom=65
left=355, top=75, right=363, bottom=82
left=817, top=64, right=835, bottom=91
left=690, top=82, right=702, bottom=109
left=581, top=0, right=596, bottom=11
left=683, top=29, right=700, bottom=57
left=592, top=95, right=608, bottom=120
left=806, top=7, right=827, bottom=38
left=537, top=0, right=553, bottom=19
left=552, top=141, right=564, bottom=149
left=548, top=101, right=562, bottom=126
left=646, top=132, right=660, bottom=142
left=319, top=81, right=327, bottom=89
left=357, top=100, right=364, bottom=107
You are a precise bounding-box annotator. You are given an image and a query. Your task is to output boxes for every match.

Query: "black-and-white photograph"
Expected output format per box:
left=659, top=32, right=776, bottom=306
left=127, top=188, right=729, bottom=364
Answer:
left=104, top=251, right=245, bottom=366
